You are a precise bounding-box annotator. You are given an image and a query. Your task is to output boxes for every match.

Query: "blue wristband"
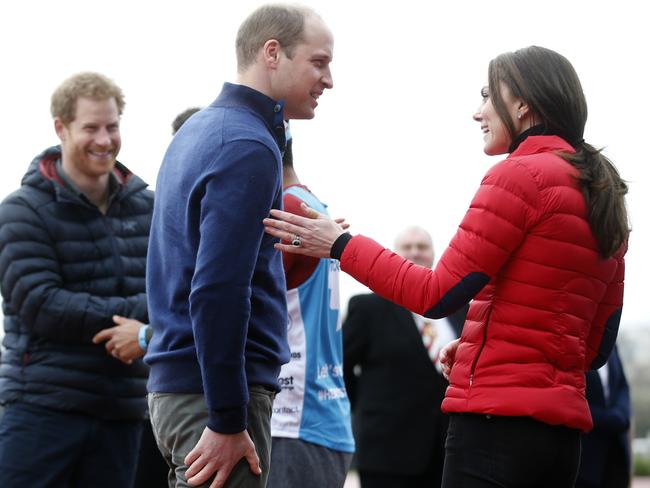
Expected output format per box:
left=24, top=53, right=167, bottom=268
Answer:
left=138, top=325, right=150, bottom=351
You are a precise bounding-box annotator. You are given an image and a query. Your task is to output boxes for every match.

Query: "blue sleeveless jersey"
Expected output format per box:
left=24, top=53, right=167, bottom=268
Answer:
left=270, top=186, right=354, bottom=452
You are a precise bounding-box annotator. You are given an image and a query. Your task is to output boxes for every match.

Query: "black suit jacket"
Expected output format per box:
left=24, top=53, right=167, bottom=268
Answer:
left=343, top=293, right=467, bottom=475
left=576, top=346, right=631, bottom=488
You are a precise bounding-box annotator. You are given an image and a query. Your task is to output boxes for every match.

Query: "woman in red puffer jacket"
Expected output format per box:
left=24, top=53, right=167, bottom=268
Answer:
left=264, top=46, right=629, bottom=488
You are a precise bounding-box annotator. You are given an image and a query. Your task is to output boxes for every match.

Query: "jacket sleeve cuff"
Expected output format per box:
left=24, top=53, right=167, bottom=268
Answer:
left=207, top=405, right=248, bottom=434
left=331, top=232, right=353, bottom=260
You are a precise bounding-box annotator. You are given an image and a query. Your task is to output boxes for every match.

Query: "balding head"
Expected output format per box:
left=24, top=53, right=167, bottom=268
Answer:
left=236, top=4, right=317, bottom=73
left=394, top=226, right=434, bottom=269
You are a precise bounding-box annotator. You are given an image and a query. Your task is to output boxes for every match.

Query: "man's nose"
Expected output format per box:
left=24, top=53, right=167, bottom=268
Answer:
left=322, top=67, right=333, bottom=89
left=94, top=128, right=111, bottom=146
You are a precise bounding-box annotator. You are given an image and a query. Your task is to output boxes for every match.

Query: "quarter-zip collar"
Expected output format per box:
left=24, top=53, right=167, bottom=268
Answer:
left=211, top=82, right=286, bottom=153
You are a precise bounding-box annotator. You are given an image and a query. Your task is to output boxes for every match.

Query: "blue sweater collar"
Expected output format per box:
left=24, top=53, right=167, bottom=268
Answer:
left=212, top=82, right=286, bottom=152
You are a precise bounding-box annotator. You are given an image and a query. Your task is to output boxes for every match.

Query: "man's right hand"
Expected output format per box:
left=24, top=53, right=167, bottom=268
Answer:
left=184, top=427, right=261, bottom=488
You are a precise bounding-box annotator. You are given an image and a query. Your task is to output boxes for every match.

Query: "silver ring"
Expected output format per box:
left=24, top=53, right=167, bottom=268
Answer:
left=291, top=235, right=302, bottom=247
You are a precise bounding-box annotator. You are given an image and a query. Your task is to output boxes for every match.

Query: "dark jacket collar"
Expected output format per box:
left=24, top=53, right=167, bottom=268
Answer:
left=509, top=134, right=575, bottom=158
left=55, top=158, right=120, bottom=203
left=211, top=82, right=286, bottom=152
left=508, top=125, right=549, bottom=153
left=22, top=146, right=148, bottom=209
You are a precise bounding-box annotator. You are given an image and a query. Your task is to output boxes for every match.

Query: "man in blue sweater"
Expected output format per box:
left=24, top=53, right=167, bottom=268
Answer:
left=145, top=4, right=334, bottom=488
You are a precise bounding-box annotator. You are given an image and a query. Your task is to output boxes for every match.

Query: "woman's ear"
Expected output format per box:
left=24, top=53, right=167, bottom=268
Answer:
left=516, top=102, right=529, bottom=120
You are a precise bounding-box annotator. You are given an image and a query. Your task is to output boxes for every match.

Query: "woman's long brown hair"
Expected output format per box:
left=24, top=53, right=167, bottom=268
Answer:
left=489, top=46, right=629, bottom=258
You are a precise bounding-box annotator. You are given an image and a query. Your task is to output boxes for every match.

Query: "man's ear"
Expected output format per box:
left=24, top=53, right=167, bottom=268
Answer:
left=263, top=39, right=281, bottom=68
left=54, top=117, right=66, bottom=142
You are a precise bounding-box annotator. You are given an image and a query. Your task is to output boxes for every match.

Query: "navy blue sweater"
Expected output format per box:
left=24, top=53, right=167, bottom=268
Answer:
left=146, top=83, right=290, bottom=434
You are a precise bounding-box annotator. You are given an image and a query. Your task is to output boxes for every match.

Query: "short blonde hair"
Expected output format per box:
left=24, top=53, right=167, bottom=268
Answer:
left=51, top=72, right=125, bottom=124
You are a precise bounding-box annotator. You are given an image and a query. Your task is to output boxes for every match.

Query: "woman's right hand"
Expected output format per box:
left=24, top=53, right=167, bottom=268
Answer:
left=439, top=338, right=460, bottom=381
left=263, top=203, right=347, bottom=259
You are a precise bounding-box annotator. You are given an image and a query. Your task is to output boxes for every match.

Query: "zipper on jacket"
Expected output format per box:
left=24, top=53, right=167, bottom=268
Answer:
left=103, top=216, right=125, bottom=294
left=469, top=307, right=493, bottom=389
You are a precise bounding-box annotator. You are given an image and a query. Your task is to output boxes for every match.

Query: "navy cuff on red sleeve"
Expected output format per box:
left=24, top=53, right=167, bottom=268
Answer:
left=331, top=232, right=353, bottom=260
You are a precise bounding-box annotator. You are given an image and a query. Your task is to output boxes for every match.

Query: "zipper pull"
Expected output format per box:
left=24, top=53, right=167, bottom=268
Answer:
left=469, top=374, right=473, bottom=386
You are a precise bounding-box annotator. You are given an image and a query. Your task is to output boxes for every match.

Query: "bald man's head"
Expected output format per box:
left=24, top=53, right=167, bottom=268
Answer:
left=394, top=226, right=434, bottom=268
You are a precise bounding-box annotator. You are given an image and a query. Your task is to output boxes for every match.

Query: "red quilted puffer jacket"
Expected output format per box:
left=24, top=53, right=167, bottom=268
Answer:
left=340, top=135, right=626, bottom=431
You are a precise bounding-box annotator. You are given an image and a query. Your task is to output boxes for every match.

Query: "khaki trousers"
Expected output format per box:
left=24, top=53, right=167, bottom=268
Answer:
left=148, top=386, right=274, bottom=488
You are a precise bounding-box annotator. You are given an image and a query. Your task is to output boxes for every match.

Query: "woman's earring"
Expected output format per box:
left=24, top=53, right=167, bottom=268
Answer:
left=517, top=112, right=523, bottom=120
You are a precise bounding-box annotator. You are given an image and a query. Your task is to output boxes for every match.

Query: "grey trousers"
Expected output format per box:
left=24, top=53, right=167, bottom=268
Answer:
left=267, top=437, right=353, bottom=488
left=148, top=386, right=275, bottom=488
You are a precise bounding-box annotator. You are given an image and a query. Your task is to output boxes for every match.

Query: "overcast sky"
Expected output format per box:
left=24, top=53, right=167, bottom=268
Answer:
left=1, top=0, right=647, bottom=329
